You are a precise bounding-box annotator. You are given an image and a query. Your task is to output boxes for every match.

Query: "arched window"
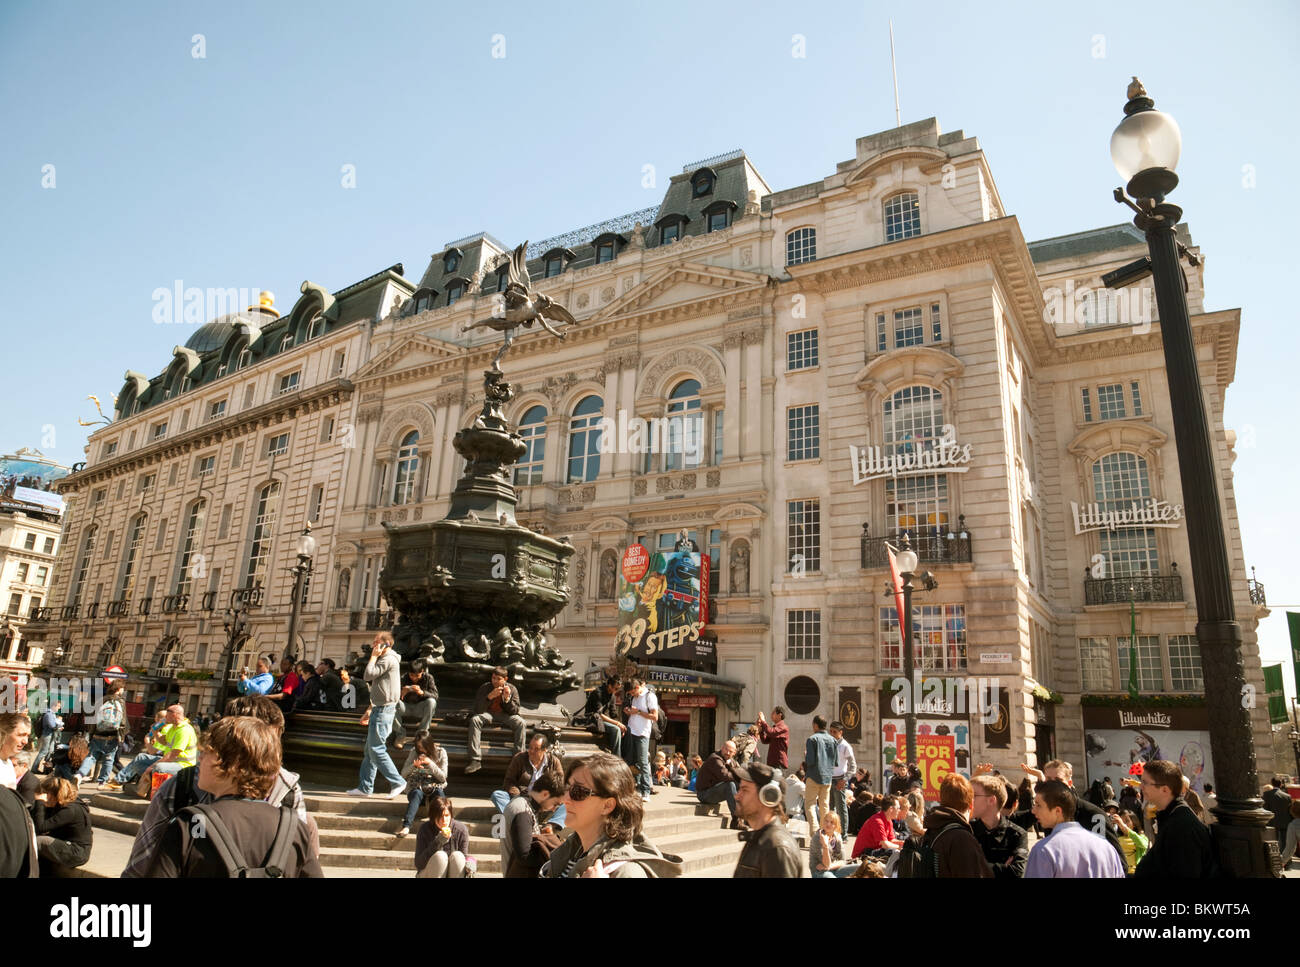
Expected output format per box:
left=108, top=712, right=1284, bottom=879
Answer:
left=567, top=396, right=604, bottom=483
left=883, top=386, right=949, bottom=536
left=656, top=213, right=689, bottom=246
left=245, top=481, right=281, bottom=589
left=117, top=513, right=147, bottom=600
left=228, top=635, right=257, bottom=682
left=69, top=525, right=97, bottom=609
left=307, top=314, right=325, bottom=340
left=515, top=405, right=548, bottom=485
left=444, top=248, right=462, bottom=274
left=175, top=499, right=206, bottom=597
left=592, top=233, right=624, bottom=265
left=392, top=430, right=421, bottom=504
left=155, top=636, right=183, bottom=675
left=279, top=332, right=294, bottom=353
left=703, top=200, right=736, bottom=233
left=663, top=379, right=702, bottom=472
left=446, top=280, right=466, bottom=306
left=884, top=191, right=921, bottom=242
left=691, top=167, right=716, bottom=198
left=1091, top=452, right=1159, bottom=577
left=786, top=227, right=817, bottom=266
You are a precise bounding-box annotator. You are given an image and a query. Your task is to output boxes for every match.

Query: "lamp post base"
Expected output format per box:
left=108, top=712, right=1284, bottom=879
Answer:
left=1210, top=801, right=1282, bottom=877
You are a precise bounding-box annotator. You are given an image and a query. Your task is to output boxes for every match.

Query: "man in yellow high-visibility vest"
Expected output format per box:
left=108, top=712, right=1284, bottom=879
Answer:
left=112, top=705, right=197, bottom=788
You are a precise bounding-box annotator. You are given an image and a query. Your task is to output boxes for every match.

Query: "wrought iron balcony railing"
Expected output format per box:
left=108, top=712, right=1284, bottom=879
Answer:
left=59, top=605, right=80, bottom=621
left=106, top=599, right=130, bottom=618
left=162, top=593, right=189, bottom=614
left=860, top=517, right=972, bottom=569
left=85, top=602, right=98, bottom=620
left=28, top=607, right=53, bottom=623
left=1083, top=566, right=1184, bottom=605
left=1248, top=567, right=1266, bottom=607
left=230, top=586, right=264, bottom=609
left=201, top=591, right=217, bottom=612
left=137, top=597, right=153, bottom=616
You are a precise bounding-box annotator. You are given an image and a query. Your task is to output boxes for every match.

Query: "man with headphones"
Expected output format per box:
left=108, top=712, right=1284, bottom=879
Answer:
left=732, top=760, right=804, bottom=877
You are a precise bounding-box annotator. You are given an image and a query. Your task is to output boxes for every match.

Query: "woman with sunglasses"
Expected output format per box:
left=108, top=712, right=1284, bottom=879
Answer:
left=540, top=752, right=683, bottom=878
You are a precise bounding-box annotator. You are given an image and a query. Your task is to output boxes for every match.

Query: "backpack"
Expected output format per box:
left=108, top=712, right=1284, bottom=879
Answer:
left=648, top=692, right=667, bottom=742
left=95, top=698, right=125, bottom=737
left=895, top=825, right=956, bottom=878
left=178, top=802, right=299, bottom=877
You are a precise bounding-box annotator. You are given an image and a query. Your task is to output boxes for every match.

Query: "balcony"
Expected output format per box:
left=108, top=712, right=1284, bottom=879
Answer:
left=1084, top=566, right=1184, bottom=605
left=28, top=607, right=53, bottom=623
left=860, top=517, right=972, bottom=569
left=1248, top=567, right=1266, bottom=607
left=350, top=610, right=395, bottom=631
left=200, top=591, right=217, bottom=612
left=230, top=586, right=264, bottom=609
left=137, top=597, right=153, bottom=616
left=59, top=605, right=80, bottom=621
left=162, top=593, right=190, bottom=614
left=85, top=602, right=98, bottom=620
left=106, top=599, right=130, bottom=618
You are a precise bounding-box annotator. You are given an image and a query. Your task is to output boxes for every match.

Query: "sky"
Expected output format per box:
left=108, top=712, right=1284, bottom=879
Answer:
left=1, top=0, right=1297, bottom=699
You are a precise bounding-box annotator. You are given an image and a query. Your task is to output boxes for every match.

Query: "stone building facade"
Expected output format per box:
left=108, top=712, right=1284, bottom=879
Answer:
left=41, top=120, right=1272, bottom=781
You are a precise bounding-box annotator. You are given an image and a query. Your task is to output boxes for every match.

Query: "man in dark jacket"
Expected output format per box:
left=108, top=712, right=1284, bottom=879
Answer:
left=0, top=785, right=36, bottom=877
left=697, top=739, right=743, bottom=829
left=733, top=761, right=803, bottom=877
left=465, top=667, right=526, bottom=774
left=887, top=759, right=913, bottom=796
left=756, top=706, right=790, bottom=769
left=316, top=659, right=344, bottom=710
left=393, top=660, right=439, bottom=750
left=1264, top=775, right=1294, bottom=845
left=970, top=774, right=1027, bottom=878
left=1135, top=759, right=1218, bottom=878
left=921, top=774, right=993, bottom=877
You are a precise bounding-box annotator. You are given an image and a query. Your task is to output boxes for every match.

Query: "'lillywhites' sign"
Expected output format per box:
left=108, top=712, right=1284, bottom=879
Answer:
left=1071, top=497, right=1184, bottom=535
left=850, top=425, right=973, bottom=485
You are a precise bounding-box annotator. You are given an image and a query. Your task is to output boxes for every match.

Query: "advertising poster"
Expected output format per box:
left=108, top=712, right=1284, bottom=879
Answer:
left=615, top=543, right=708, bottom=662
left=1082, top=706, right=1215, bottom=794
left=885, top=733, right=956, bottom=801
left=879, top=684, right=973, bottom=801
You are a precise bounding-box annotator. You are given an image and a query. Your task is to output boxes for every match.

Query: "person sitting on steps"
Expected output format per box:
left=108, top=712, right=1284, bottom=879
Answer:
left=464, top=667, right=526, bottom=775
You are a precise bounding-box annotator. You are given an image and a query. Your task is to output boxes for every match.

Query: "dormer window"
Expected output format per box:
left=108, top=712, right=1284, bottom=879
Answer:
left=412, top=287, right=438, bottom=313
left=592, top=233, right=625, bottom=265
left=655, top=213, right=689, bottom=246
left=307, top=315, right=325, bottom=339
left=279, top=332, right=294, bottom=352
left=702, top=200, right=736, bottom=233
left=544, top=256, right=563, bottom=277
left=691, top=167, right=716, bottom=198
left=447, top=281, right=465, bottom=305
left=540, top=247, right=575, bottom=278
left=496, top=266, right=511, bottom=292
left=443, top=249, right=462, bottom=274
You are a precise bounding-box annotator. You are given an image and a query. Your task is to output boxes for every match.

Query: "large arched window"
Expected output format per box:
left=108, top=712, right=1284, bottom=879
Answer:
left=1091, top=452, right=1159, bottom=576
left=884, top=191, right=922, bottom=242
left=392, top=430, right=421, bottom=504
left=245, top=481, right=281, bottom=589
left=663, top=379, right=702, bottom=472
left=883, top=386, right=949, bottom=536
left=786, top=227, right=817, bottom=266
left=567, top=396, right=604, bottom=483
left=117, top=513, right=147, bottom=600
left=175, top=499, right=207, bottom=597
left=69, top=525, right=97, bottom=609
left=515, top=405, right=547, bottom=485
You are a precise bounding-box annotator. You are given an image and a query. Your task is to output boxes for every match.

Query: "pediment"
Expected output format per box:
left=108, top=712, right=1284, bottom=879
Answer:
left=588, top=516, right=632, bottom=534
left=352, top=335, right=461, bottom=382
left=714, top=502, right=765, bottom=523
left=855, top=346, right=964, bottom=396
left=588, top=262, right=768, bottom=323
left=843, top=145, right=948, bottom=188
left=1067, top=420, right=1167, bottom=463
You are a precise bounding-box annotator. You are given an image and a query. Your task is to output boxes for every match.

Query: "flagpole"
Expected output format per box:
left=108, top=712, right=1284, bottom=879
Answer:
left=889, top=20, right=901, bottom=128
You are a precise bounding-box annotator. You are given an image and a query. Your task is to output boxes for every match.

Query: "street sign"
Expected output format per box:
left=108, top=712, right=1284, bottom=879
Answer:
left=103, top=665, right=127, bottom=682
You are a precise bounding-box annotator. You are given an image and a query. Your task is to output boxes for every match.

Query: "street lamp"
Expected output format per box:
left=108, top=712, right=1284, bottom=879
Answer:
left=285, top=522, right=317, bottom=661
left=0, top=618, right=11, bottom=662
left=217, top=600, right=251, bottom=716
left=1106, top=77, right=1277, bottom=876
left=887, top=534, right=937, bottom=775
left=1290, top=698, right=1300, bottom=781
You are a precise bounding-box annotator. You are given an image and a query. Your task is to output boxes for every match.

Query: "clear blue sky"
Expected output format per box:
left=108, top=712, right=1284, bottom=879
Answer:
left=2, top=0, right=1297, bottom=696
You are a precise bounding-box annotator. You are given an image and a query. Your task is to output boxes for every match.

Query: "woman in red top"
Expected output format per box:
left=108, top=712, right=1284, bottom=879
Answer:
left=267, top=658, right=302, bottom=716
left=853, top=795, right=903, bottom=858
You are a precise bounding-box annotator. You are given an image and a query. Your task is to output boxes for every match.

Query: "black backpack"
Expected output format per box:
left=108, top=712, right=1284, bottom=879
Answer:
left=895, top=826, right=956, bottom=878
left=178, top=802, right=298, bottom=878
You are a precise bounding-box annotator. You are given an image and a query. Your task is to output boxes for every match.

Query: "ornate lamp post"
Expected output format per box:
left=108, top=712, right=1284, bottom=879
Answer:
left=0, top=618, right=12, bottom=663
left=888, top=534, right=937, bottom=773
left=217, top=600, right=251, bottom=716
left=1106, top=78, right=1278, bottom=876
left=285, top=522, right=317, bottom=661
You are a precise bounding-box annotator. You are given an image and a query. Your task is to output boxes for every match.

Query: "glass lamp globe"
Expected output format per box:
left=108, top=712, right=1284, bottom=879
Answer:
left=1111, top=108, right=1182, bottom=181
left=896, top=549, right=919, bottom=574
left=296, top=529, right=317, bottom=559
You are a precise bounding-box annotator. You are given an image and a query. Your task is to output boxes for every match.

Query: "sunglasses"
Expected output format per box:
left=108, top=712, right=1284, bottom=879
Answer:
left=567, top=780, right=600, bottom=802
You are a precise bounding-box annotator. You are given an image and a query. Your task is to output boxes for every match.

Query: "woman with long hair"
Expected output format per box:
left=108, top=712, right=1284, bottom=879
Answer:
left=397, top=731, right=448, bottom=837
left=541, top=752, right=683, bottom=878
left=31, top=775, right=92, bottom=871
left=415, top=796, right=471, bottom=877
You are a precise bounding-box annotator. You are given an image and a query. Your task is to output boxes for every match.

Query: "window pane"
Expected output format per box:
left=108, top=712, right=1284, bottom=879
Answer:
left=1079, top=636, right=1113, bottom=691
left=786, top=404, right=820, bottom=461
left=786, top=227, right=816, bottom=266
left=786, top=609, right=821, bottom=660
left=568, top=396, right=603, bottom=482
left=1097, top=383, right=1126, bottom=420
left=515, top=405, right=548, bottom=484
left=1117, top=635, right=1163, bottom=691
left=1092, top=452, right=1159, bottom=576
left=884, top=191, right=921, bottom=241
left=879, top=604, right=967, bottom=672
left=893, top=307, right=924, bottom=347
left=787, top=498, right=821, bottom=573
left=1167, top=634, right=1204, bottom=691
left=786, top=329, right=819, bottom=370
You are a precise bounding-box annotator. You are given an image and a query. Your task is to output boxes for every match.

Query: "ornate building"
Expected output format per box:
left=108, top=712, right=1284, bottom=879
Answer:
left=42, top=122, right=1273, bottom=781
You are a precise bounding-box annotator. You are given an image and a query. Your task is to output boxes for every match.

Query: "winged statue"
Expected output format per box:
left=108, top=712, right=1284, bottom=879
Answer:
left=462, top=242, right=577, bottom=370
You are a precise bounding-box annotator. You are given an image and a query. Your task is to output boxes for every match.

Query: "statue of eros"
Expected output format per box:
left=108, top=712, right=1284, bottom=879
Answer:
left=462, top=242, right=577, bottom=371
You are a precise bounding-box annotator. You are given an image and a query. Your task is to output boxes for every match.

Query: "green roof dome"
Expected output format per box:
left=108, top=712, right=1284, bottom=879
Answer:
left=183, top=305, right=279, bottom=354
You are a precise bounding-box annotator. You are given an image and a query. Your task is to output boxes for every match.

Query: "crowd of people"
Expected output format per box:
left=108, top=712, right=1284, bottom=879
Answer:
left=3, top=637, right=1299, bottom=879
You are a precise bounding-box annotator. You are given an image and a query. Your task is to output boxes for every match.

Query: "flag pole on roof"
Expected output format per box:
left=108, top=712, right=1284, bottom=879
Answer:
left=889, top=20, right=902, bottom=128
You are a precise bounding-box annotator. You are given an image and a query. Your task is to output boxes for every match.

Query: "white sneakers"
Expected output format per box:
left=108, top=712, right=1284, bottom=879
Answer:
left=387, top=782, right=408, bottom=800
left=346, top=788, right=369, bottom=798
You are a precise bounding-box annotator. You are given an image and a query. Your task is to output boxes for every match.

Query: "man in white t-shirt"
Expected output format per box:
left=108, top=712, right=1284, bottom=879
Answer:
left=828, top=720, right=857, bottom=834
left=623, top=677, right=659, bottom=802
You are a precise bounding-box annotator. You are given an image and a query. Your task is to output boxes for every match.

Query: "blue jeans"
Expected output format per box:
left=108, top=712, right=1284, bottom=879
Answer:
left=602, top=723, right=622, bottom=759
left=357, top=703, right=404, bottom=794
left=116, top=752, right=162, bottom=783
left=697, top=780, right=738, bottom=817
left=488, top=789, right=566, bottom=828
left=404, top=785, right=445, bottom=828
left=395, top=697, right=436, bottom=739
left=86, top=736, right=120, bottom=783
left=32, top=733, right=56, bottom=772
left=813, top=863, right=860, bottom=879
left=627, top=734, right=651, bottom=797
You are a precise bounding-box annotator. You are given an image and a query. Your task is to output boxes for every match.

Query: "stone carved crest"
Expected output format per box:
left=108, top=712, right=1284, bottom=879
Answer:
left=600, top=286, right=615, bottom=304
left=576, top=292, right=590, bottom=309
